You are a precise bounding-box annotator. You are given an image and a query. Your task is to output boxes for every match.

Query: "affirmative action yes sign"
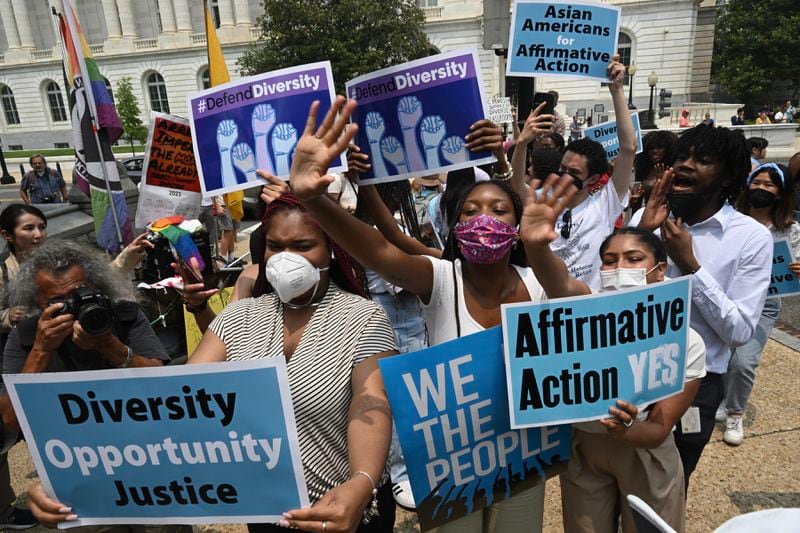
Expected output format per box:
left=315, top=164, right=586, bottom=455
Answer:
left=502, top=278, right=691, bottom=428
left=4, top=360, right=308, bottom=526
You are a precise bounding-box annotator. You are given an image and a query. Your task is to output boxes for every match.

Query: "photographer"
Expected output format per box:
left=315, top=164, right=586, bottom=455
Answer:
left=19, top=155, right=67, bottom=205
left=0, top=240, right=168, bottom=452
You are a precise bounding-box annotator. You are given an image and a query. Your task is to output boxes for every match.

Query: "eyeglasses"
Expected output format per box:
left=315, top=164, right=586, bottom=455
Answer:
left=561, top=209, right=573, bottom=239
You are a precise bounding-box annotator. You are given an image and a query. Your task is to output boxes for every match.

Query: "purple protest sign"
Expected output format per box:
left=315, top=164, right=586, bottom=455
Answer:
left=188, top=61, right=345, bottom=197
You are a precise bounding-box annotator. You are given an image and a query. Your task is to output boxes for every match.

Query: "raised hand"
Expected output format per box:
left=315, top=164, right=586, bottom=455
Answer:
left=420, top=115, right=447, bottom=168
left=251, top=103, right=277, bottom=174
left=231, top=142, right=258, bottom=181
left=638, top=167, right=673, bottom=230
left=465, top=118, right=505, bottom=156
left=271, top=123, right=299, bottom=176
left=397, top=96, right=425, bottom=172
left=441, top=136, right=468, bottom=164
left=345, top=143, right=371, bottom=178
left=607, top=54, right=626, bottom=90
left=520, top=174, right=578, bottom=249
left=290, top=97, right=359, bottom=202
left=380, top=136, right=409, bottom=174
left=216, top=119, right=239, bottom=188
left=257, top=169, right=290, bottom=204
left=517, top=102, right=554, bottom=146
left=365, top=112, right=389, bottom=177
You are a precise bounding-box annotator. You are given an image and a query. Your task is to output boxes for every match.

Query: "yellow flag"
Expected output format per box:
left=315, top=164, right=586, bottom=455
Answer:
left=205, top=1, right=244, bottom=220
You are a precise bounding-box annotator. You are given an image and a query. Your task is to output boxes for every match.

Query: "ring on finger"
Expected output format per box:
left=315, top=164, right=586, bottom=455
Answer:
left=322, top=520, right=327, bottom=532
left=623, top=418, right=633, bottom=428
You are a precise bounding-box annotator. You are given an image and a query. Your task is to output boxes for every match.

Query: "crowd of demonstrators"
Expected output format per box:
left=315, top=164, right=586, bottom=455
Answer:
left=19, top=155, right=67, bottom=205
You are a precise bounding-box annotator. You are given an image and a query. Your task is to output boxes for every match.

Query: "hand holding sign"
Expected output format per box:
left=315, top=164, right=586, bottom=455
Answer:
left=607, top=54, right=625, bottom=89
left=28, top=482, right=76, bottom=528
left=290, top=97, right=358, bottom=202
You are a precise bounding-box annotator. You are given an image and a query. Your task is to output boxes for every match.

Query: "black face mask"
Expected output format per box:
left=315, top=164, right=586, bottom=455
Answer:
left=570, top=176, right=584, bottom=191
left=748, top=189, right=777, bottom=208
left=667, top=192, right=712, bottom=221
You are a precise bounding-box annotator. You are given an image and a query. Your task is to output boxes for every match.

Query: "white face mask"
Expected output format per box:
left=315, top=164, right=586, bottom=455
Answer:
left=599, top=264, right=661, bottom=292
left=265, top=252, right=329, bottom=306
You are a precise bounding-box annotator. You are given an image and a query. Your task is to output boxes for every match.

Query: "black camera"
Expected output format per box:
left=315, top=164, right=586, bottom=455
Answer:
left=60, top=287, right=113, bottom=335
left=42, top=194, right=58, bottom=203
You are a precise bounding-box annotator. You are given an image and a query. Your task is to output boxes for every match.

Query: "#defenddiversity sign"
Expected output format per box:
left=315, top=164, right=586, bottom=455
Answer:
left=379, top=328, right=571, bottom=531
left=507, top=0, right=621, bottom=82
left=502, top=278, right=691, bottom=428
left=4, top=360, right=308, bottom=526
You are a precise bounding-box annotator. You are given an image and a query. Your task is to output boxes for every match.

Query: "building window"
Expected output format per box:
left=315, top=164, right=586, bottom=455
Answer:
left=46, top=81, right=68, bottom=123
left=54, top=142, right=70, bottom=148
left=146, top=72, right=170, bottom=114
left=0, top=85, right=20, bottom=125
left=199, top=67, right=211, bottom=90
left=417, top=0, right=438, bottom=6
left=210, top=0, right=221, bottom=28
left=617, top=32, right=633, bottom=86
left=8, top=145, right=22, bottom=151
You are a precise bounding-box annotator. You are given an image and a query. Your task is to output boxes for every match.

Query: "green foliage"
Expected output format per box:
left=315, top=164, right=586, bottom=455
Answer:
left=713, top=0, right=800, bottom=105
left=238, top=0, right=431, bottom=93
left=115, top=77, right=147, bottom=144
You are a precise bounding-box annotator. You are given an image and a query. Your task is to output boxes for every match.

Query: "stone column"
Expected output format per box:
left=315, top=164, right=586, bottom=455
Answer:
left=10, top=0, right=35, bottom=48
left=233, top=0, right=251, bottom=26
left=101, top=0, right=122, bottom=38
left=157, top=0, right=176, bottom=33
left=218, top=0, right=235, bottom=28
left=0, top=0, right=21, bottom=49
left=173, top=0, right=193, bottom=33
left=115, top=0, right=138, bottom=38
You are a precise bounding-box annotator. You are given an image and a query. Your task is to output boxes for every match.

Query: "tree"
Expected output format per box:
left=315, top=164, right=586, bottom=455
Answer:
left=115, top=77, right=147, bottom=155
left=238, top=0, right=431, bottom=93
left=713, top=0, right=800, bottom=108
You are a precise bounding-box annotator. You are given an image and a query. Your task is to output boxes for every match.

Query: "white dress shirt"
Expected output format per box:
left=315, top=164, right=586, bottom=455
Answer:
left=662, top=204, right=773, bottom=373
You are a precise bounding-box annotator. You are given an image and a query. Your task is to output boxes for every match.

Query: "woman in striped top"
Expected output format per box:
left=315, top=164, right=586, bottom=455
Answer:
left=189, top=193, right=398, bottom=533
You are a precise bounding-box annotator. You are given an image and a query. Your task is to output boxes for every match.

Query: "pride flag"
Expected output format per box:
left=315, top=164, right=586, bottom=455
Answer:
left=59, top=0, right=131, bottom=252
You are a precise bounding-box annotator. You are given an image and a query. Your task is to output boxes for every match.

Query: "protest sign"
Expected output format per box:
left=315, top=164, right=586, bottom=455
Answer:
left=488, top=97, right=514, bottom=125
left=379, top=327, right=570, bottom=530
left=185, top=287, right=233, bottom=355
left=4, top=360, right=308, bottom=526
left=507, top=0, right=621, bottom=82
left=583, top=112, right=643, bottom=161
left=769, top=239, right=800, bottom=297
left=346, top=49, right=496, bottom=185
left=135, top=113, right=202, bottom=228
left=502, top=278, right=691, bottom=429
left=188, top=61, right=345, bottom=197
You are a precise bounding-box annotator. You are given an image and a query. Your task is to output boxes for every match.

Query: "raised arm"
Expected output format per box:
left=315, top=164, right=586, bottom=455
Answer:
left=607, top=55, right=636, bottom=200
left=520, top=175, right=591, bottom=298
left=289, top=97, right=434, bottom=302
left=510, top=102, right=554, bottom=199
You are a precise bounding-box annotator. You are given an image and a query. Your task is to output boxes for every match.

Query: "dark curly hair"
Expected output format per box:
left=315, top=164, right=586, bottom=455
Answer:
left=634, top=130, right=679, bottom=182
left=737, top=163, right=797, bottom=231
left=599, top=227, right=667, bottom=264
left=564, top=138, right=609, bottom=177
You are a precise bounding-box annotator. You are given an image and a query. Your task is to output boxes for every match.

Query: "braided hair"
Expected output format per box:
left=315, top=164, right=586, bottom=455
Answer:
left=252, top=193, right=368, bottom=298
left=356, top=180, right=422, bottom=241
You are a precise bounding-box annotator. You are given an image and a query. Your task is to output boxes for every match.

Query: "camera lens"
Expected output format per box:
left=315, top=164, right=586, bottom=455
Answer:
left=78, top=305, right=113, bottom=335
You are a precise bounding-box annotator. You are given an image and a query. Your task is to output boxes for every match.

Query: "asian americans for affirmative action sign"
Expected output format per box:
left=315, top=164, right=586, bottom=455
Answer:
left=346, top=49, right=496, bottom=185
left=507, top=0, right=621, bottom=82
left=379, top=328, right=571, bottom=531
left=188, top=61, right=345, bottom=197
left=4, top=360, right=308, bottom=526
left=502, top=278, right=692, bottom=429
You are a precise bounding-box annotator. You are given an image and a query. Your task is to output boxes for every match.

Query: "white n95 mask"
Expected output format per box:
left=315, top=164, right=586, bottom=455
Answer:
left=265, top=252, right=329, bottom=305
left=599, top=264, right=661, bottom=292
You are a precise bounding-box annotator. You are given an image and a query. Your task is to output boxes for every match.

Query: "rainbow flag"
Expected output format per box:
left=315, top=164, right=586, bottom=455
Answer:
left=59, top=0, right=131, bottom=252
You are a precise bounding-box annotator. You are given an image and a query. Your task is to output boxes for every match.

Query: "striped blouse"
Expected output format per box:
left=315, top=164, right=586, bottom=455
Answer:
left=209, top=284, right=397, bottom=503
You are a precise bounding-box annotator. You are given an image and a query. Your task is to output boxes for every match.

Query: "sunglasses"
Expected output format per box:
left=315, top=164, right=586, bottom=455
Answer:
left=561, top=209, right=573, bottom=239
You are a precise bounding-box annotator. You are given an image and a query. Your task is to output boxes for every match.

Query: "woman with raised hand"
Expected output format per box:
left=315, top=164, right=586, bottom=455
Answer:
left=285, top=95, right=577, bottom=533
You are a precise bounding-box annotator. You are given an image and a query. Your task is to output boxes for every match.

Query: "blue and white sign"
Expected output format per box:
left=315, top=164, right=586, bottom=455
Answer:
left=188, top=61, right=345, bottom=197
left=379, top=328, right=570, bottom=531
left=507, top=0, right=621, bottom=82
left=346, top=49, right=496, bottom=185
left=502, top=278, right=691, bottom=429
left=769, top=239, right=800, bottom=298
left=4, top=360, right=308, bottom=527
left=583, top=112, right=643, bottom=161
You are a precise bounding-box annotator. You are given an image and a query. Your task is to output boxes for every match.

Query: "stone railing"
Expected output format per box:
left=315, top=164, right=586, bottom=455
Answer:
left=423, top=6, right=444, bottom=20
left=250, top=27, right=263, bottom=40
left=191, top=33, right=207, bottom=45
left=134, top=38, right=158, bottom=50
left=89, top=43, right=104, bottom=55
left=31, top=49, right=53, bottom=60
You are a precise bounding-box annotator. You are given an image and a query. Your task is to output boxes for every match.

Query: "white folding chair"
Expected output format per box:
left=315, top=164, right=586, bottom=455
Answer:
left=626, top=494, right=678, bottom=533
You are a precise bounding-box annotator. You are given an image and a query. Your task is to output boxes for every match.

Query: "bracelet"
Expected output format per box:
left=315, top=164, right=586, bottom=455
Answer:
left=118, top=346, right=134, bottom=368
left=185, top=299, right=209, bottom=314
left=351, top=471, right=379, bottom=523
left=493, top=169, right=513, bottom=181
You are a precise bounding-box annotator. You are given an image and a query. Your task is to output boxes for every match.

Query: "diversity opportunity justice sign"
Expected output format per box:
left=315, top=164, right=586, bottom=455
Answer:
left=502, top=278, right=691, bottom=428
left=135, top=113, right=202, bottom=228
left=4, top=360, right=308, bottom=526
left=346, top=49, right=496, bottom=185
left=507, top=0, right=621, bottom=82
left=769, top=239, right=800, bottom=297
left=582, top=113, right=643, bottom=161
left=379, top=328, right=570, bottom=531
left=188, top=61, right=345, bottom=197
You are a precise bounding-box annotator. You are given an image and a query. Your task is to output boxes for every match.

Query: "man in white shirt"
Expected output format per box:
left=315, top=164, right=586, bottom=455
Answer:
left=638, top=124, right=772, bottom=488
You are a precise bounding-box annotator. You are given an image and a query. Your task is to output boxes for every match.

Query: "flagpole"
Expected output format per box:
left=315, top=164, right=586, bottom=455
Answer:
left=50, top=7, right=72, bottom=116
left=59, top=0, right=124, bottom=252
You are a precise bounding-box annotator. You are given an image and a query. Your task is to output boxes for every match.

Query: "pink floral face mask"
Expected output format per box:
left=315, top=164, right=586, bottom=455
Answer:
left=453, top=214, right=519, bottom=264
